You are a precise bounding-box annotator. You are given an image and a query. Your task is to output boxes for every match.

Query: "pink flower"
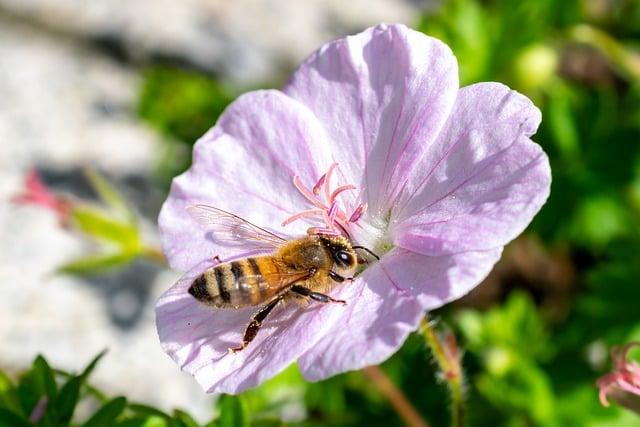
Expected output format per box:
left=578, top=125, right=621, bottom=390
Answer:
left=156, top=24, right=551, bottom=394
left=12, top=169, right=72, bottom=225
left=597, top=342, right=640, bottom=407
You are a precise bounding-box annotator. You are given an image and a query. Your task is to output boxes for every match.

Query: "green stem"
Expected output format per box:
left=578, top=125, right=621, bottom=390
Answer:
left=419, top=316, right=464, bottom=427
left=141, top=246, right=167, bottom=266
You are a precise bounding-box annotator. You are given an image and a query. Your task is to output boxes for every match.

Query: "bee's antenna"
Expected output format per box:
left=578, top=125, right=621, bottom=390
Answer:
left=352, top=246, right=380, bottom=261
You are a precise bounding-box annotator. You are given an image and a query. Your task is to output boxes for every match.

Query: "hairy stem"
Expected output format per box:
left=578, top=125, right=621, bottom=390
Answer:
left=419, top=316, right=464, bottom=427
left=362, top=366, right=430, bottom=427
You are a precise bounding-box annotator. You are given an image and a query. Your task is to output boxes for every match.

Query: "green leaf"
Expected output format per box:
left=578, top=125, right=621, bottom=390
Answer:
left=83, top=397, right=127, bottom=427
left=116, top=416, right=167, bottom=427
left=128, top=403, right=170, bottom=421
left=32, top=356, right=57, bottom=400
left=217, top=395, right=249, bottom=427
left=71, top=208, right=141, bottom=250
left=171, top=410, right=198, bottom=427
left=84, top=169, right=134, bottom=222
left=0, top=407, right=30, bottom=427
left=16, top=356, right=58, bottom=424
left=55, top=376, right=81, bottom=425
left=0, top=370, right=23, bottom=417
left=80, top=350, right=107, bottom=382
left=58, top=252, right=138, bottom=276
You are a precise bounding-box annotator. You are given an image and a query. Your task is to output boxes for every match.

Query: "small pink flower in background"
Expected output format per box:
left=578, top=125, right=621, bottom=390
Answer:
left=597, top=342, right=640, bottom=408
left=156, top=23, right=551, bottom=394
left=12, top=169, right=72, bottom=225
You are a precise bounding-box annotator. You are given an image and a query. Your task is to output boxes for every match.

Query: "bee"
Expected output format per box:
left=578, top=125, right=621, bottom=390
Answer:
left=186, top=204, right=378, bottom=353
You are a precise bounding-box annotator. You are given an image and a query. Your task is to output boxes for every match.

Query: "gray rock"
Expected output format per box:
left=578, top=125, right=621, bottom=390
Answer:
left=0, top=20, right=212, bottom=419
left=0, top=0, right=420, bottom=84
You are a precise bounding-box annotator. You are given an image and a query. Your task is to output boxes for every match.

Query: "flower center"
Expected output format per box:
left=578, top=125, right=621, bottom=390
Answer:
left=282, top=163, right=367, bottom=239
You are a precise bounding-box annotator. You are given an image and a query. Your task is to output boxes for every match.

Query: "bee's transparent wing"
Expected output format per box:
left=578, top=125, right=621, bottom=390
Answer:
left=186, top=204, right=287, bottom=250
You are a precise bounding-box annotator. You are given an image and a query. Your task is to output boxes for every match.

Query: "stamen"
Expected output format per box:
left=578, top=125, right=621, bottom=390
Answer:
left=330, top=185, right=356, bottom=204
left=323, top=162, right=339, bottom=203
left=307, top=226, right=341, bottom=236
left=327, top=202, right=338, bottom=223
left=293, top=175, right=326, bottom=209
left=348, top=203, right=368, bottom=223
left=286, top=163, right=364, bottom=240
left=312, top=173, right=326, bottom=195
left=282, top=209, right=325, bottom=226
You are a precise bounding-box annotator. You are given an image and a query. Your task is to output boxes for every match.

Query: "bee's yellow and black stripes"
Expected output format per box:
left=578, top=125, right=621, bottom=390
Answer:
left=188, top=257, right=281, bottom=308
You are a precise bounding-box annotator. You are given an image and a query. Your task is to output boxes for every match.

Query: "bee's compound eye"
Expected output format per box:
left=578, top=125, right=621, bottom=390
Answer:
left=335, top=250, right=354, bottom=266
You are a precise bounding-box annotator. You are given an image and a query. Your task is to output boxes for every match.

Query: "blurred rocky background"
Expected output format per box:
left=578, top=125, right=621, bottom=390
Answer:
left=0, top=0, right=418, bottom=419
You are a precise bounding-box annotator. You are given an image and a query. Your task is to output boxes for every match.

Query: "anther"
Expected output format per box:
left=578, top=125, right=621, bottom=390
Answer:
left=348, top=203, right=368, bottom=223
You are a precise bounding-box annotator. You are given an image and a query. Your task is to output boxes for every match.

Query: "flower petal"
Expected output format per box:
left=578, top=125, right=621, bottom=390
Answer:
left=297, top=262, right=423, bottom=381
left=391, top=82, right=550, bottom=256
left=284, top=23, right=459, bottom=219
left=156, top=260, right=349, bottom=394
left=297, top=246, right=499, bottom=381
left=158, top=90, right=335, bottom=271
left=380, top=247, right=502, bottom=310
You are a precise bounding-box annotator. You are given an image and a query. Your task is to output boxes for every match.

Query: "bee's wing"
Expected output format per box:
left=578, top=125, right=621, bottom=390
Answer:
left=187, top=204, right=287, bottom=250
left=238, top=269, right=314, bottom=297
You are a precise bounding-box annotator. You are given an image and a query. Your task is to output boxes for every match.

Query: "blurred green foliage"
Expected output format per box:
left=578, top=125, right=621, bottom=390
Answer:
left=57, top=170, right=163, bottom=276
left=0, top=353, right=261, bottom=427
left=137, top=67, right=236, bottom=186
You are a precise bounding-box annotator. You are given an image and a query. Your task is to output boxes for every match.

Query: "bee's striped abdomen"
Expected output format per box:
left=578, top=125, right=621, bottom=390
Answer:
left=188, top=257, right=279, bottom=308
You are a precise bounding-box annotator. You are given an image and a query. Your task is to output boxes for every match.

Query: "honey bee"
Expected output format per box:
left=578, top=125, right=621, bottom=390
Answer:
left=186, top=204, right=378, bottom=353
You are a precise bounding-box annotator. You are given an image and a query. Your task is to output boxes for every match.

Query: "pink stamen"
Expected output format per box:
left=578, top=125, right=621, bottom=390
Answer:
left=307, top=226, right=341, bottom=236
left=312, top=173, right=326, bottom=195
left=323, top=163, right=338, bottom=203
left=285, top=163, right=364, bottom=239
left=282, top=209, right=325, bottom=226
left=293, top=175, right=326, bottom=209
left=330, top=184, right=356, bottom=204
left=348, top=203, right=368, bottom=223
left=327, top=202, right=338, bottom=223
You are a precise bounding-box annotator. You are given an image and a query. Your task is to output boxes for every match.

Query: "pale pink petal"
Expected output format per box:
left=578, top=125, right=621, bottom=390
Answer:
left=284, top=23, right=459, bottom=219
left=156, top=260, right=351, bottom=394
left=297, top=262, right=423, bottom=381
left=380, top=247, right=502, bottom=310
left=158, top=90, right=335, bottom=271
left=297, top=247, right=500, bottom=380
left=391, top=83, right=550, bottom=255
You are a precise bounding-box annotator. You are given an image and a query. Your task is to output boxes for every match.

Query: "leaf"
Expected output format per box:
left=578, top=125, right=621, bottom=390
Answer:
left=16, top=356, right=58, bottom=423
left=32, top=356, right=57, bottom=399
left=128, top=403, right=170, bottom=420
left=55, top=376, right=81, bottom=425
left=0, top=370, right=23, bottom=417
left=116, top=416, right=167, bottom=427
left=71, top=208, right=141, bottom=250
left=0, top=407, right=30, bottom=427
left=171, top=410, right=198, bottom=427
left=217, top=395, right=249, bottom=427
left=80, top=350, right=108, bottom=382
left=58, top=252, right=137, bottom=276
left=83, top=397, right=127, bottom=427
left=84, top=169, right=134, bottom=222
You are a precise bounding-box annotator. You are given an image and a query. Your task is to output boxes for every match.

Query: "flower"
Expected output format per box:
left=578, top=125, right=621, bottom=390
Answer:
left=12, top=169, right=72, bottom=225
left=597, top=342, right=640, bottom=408
left=156, top=23, right=551, bottom=394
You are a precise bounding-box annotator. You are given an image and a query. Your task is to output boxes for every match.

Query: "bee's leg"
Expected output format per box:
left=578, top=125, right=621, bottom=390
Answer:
left=329, top=271, right=353, bottom=284
left=212, top=255, right=221, bottom=263
left=290, top=285, right=347, bottom=305
left=229, top=295, right=284, bottom=354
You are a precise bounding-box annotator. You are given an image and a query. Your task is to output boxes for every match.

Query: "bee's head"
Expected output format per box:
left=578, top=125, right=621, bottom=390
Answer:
left=319, top=235, right=358, bottom=277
